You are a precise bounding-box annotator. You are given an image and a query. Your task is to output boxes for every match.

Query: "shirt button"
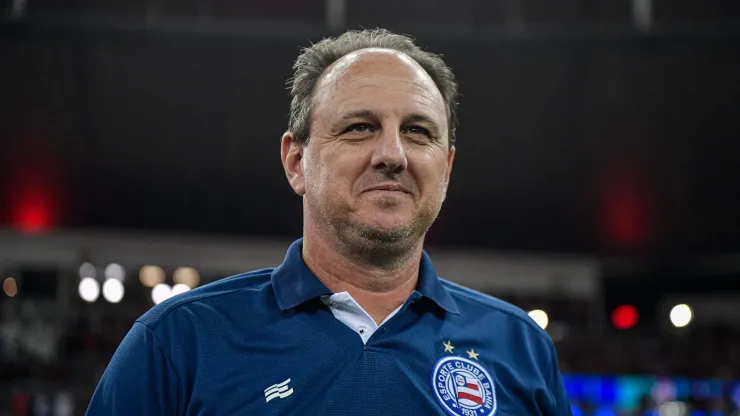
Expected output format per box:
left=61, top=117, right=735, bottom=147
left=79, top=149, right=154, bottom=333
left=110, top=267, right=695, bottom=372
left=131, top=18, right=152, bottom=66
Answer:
left=359, top=328, right=365, bottom=334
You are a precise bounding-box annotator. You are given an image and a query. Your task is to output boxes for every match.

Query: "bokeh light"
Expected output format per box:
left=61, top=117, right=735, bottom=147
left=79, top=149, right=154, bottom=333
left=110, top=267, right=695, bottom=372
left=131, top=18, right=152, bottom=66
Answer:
left=612, top=305, right=639, bottom=329
left=528, top=309, right=549, bottom=330
left=3, top=277, right=18, bottom=297
left=78, top=277, right=100, bottom=303
left=670, top=304, right=693, bottom=328
left=79, top=262, right=96, bottom=279
left=102, top=279, right=124, bottom=303
left=139, top=265, right=165, bottom=288
left=151, top=283, right=173, bottom=305
left=173, top=267, right=200, bottom=289
left=104, top=263, right=125, bottom=281
left=171, top=283, right=190, bottom=297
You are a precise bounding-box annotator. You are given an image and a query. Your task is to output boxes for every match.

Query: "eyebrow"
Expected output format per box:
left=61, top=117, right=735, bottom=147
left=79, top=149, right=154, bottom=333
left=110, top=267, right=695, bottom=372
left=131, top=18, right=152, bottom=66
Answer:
left=334, top=109, right=380, bottom=123
left=403, top=114, right=441, bottom=130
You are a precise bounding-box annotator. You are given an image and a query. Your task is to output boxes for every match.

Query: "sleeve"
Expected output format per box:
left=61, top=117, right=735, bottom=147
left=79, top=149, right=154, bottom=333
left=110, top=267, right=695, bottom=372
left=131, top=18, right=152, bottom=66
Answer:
left=546, top=342, right=573, bottom=416
left=86, top=321, right=181, bottom=416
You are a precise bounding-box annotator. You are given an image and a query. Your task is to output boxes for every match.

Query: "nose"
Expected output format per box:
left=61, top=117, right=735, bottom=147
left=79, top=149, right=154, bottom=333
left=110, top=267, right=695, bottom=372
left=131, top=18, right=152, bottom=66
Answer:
left=370, top=127, right=408, bottom=175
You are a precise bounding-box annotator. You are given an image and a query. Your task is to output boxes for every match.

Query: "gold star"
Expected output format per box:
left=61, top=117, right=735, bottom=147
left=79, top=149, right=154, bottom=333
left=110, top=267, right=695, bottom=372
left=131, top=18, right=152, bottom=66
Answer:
left=467, top=349, right=480, bottom=360
left=443, top=340, right=455, bottom=353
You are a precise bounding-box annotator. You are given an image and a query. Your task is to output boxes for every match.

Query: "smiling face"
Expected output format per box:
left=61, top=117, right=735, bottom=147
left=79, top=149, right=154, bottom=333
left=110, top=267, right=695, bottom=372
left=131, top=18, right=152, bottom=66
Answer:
left=282, top=48, right=455, bottom=256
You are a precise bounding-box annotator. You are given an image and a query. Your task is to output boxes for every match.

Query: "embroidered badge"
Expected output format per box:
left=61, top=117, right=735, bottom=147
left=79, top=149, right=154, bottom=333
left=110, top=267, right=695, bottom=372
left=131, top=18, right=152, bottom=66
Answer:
left=431, top=356, right=497, bottom=416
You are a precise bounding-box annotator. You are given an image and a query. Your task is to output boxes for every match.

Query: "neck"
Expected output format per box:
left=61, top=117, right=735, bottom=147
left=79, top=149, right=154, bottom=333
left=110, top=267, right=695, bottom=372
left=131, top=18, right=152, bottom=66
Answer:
left=302, top=222, right=424, bottom=325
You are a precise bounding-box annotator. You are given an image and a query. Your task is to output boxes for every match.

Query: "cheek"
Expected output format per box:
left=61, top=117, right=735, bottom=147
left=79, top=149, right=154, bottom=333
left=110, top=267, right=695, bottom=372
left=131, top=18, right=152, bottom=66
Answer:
left=306, top=148, right=356, bottom=196
left=414, top=153, right=450, bottom=195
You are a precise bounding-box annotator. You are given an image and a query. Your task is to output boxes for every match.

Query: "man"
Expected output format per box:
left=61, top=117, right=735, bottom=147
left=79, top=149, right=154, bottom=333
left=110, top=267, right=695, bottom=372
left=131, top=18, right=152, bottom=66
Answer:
left=87, top=28, right=572, bottom=415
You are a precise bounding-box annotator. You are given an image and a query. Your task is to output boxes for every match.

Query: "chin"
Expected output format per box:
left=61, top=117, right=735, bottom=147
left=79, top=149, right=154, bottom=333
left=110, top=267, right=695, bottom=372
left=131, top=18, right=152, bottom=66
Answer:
left=361, top=211, right=414, bottom=229
left=358, top=215, right=416, bottom=239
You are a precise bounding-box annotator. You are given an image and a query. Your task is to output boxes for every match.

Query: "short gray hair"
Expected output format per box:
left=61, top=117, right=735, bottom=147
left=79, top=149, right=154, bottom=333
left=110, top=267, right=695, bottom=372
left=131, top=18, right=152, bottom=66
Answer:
left=287, top=28, right=459, bottom=147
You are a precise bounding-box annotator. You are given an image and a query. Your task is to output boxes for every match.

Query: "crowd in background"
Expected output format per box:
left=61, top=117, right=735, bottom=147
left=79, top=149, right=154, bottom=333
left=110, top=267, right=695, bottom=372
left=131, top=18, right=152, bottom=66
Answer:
left=0, top=301, right=133, bottom=416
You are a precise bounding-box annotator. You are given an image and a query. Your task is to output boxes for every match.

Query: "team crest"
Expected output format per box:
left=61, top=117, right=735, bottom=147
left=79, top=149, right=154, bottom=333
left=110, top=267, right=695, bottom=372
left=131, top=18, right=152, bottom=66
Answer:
left=431, top=356, right=497, bottom=416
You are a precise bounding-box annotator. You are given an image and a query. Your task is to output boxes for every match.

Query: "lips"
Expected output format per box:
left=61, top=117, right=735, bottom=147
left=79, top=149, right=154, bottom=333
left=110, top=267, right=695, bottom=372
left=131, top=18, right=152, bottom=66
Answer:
left=365, top=184, right=411, bottom=194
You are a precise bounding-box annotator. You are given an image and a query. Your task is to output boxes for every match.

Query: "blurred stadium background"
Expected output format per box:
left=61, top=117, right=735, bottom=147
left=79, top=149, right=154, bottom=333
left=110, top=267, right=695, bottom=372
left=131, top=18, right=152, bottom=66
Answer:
left=2, top=0, right=740, bottom=414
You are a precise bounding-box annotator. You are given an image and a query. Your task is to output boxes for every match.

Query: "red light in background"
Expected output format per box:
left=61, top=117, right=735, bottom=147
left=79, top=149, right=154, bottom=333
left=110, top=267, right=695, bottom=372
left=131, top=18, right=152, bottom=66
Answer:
left=2, top=135, right=68, bottom=233
left=15, top=196, right=51, bottom=233
left=601, top=178, right=650, bottom=248
left=612, top=304, right=639, bottom=329
left=6, top=160, right=59, bottom=234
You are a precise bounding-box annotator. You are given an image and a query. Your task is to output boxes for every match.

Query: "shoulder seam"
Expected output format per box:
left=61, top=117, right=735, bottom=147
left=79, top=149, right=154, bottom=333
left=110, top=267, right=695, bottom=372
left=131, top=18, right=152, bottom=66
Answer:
left=147, top=271, right=273, bottom=328
left=132, top=321, right=183, bottom=411
left=442, top=281, right=552, bottom=344
left=546, top=340, right=558, bottom=406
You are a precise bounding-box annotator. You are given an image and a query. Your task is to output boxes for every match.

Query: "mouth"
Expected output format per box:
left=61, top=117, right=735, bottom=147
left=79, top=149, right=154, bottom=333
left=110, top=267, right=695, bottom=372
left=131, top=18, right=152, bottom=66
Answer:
left=365, top=184, right=412, bottom=194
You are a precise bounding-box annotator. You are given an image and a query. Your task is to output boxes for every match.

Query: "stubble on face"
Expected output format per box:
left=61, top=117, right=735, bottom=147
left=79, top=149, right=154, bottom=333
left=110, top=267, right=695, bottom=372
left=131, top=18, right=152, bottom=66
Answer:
left=303, top=49, right=452, bottom=268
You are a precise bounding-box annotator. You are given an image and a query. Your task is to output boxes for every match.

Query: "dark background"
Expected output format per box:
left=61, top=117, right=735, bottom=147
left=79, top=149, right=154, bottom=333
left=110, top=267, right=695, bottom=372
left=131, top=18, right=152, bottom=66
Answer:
left=2, top=0, right=739, bottom=258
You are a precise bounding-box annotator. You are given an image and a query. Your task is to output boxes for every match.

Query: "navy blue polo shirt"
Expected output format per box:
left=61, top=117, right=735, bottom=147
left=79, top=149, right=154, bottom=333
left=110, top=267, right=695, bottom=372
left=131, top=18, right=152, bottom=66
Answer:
left=87, top=239, right=572, bottom=416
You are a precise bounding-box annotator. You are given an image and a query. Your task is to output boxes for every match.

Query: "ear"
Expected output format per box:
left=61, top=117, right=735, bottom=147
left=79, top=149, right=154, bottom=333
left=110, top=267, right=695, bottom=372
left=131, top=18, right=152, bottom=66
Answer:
left=281, top=132, right=306, bottom=196
left=438, top=146, right=455, bottom=202
left=444, top=146, right=455, bottom=187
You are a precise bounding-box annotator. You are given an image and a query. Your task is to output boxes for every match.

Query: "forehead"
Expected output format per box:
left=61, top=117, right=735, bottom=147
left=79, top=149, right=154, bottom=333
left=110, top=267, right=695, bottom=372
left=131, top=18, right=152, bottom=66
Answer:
left=314, top=48, right=446, bottom=121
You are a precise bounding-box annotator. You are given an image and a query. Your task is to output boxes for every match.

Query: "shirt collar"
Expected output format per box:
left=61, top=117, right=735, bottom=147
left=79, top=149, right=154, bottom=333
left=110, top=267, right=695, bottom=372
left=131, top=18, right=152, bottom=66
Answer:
left=271, top=238, right=460, bottom=315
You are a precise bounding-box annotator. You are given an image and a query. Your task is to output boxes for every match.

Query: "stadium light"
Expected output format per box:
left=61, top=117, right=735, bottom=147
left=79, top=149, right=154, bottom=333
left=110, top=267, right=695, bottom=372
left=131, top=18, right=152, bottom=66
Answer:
left=171, top=283, right=190, bottom=297
left=102, top=279, right=124, bottom=303
left=139, top=265, right=165, bottom=288
left=78, top=277, right=100, bottom=303
left=3, top=277, right=18, bottom=297
left=658, top=401, right=687, bottom=416
left=151, top=283, right=172, bottom=305
left=174, top=267, right=200, bottom=289
left=105, top=263, right=125, bottom=281
left=612, top=304, right=639, bottom=329
left=528, top=309, right=549, bottom=330
left=79, top=262, right=96, bottom=279
left=669, top=304, right=693, bottom=328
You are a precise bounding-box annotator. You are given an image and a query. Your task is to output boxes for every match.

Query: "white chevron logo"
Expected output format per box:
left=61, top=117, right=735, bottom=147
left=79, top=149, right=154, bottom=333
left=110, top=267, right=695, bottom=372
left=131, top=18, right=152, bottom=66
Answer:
left=264, top=378, right=294, bottom=403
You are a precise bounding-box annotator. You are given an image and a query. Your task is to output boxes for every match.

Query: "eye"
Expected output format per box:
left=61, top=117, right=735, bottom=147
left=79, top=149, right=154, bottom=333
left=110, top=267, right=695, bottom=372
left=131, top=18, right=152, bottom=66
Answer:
left=345, top=123, right=375, bottom=134
left=402, top=125, right=431, bottom=137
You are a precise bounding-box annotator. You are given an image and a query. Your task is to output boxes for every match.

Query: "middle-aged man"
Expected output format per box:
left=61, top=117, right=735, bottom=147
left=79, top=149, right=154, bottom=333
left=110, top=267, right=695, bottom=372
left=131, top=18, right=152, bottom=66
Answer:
left=87, top=28, right=573, bottom=416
